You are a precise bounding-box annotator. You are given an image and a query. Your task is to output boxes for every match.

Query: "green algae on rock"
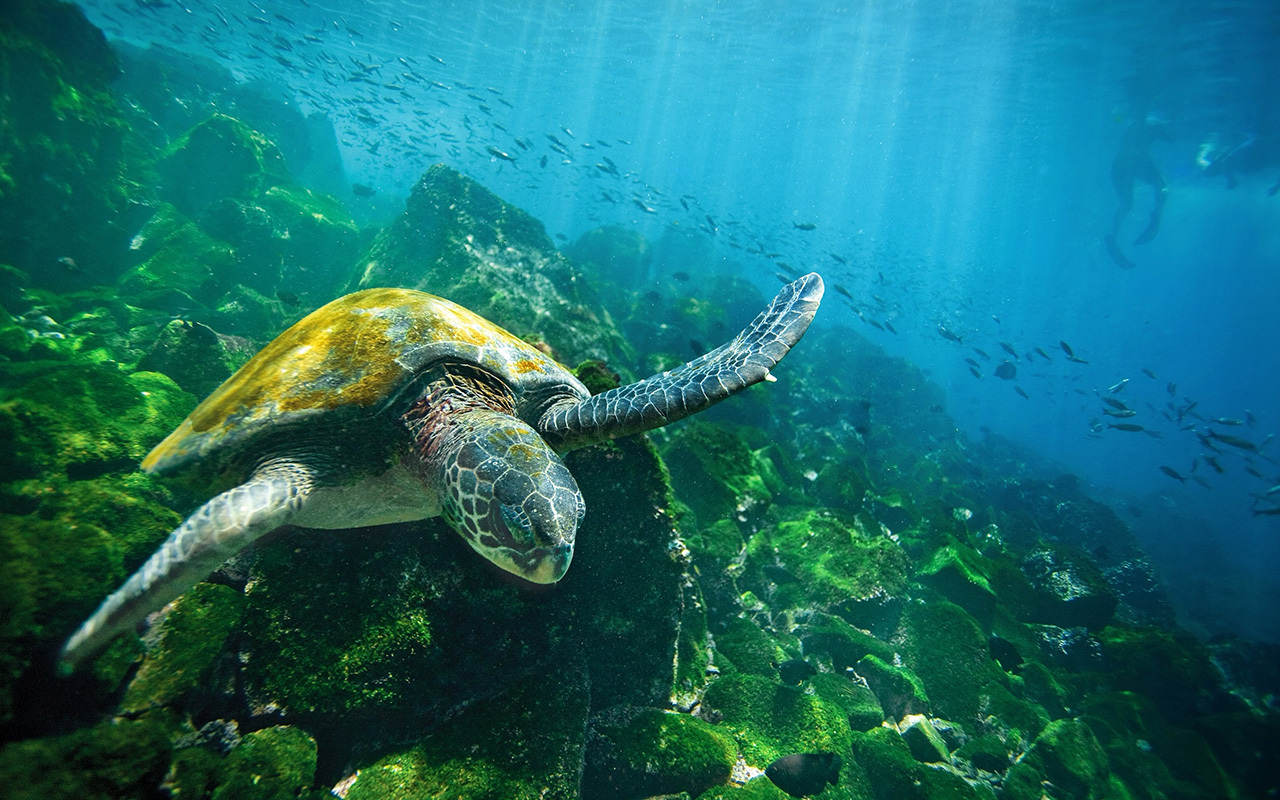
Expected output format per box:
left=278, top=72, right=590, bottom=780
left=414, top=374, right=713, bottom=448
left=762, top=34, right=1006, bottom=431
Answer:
left=342, top=669, right=589, bottom=800
left=158, top=113, right=291, bottom=218
left=583, top=707, right=737, bottom=800
left=353, top=164, right=631, bottom=367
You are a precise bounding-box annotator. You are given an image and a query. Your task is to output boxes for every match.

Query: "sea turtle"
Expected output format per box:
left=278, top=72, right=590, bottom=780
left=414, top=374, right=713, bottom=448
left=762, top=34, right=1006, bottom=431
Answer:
left=60, top=273, right=823, bottom=669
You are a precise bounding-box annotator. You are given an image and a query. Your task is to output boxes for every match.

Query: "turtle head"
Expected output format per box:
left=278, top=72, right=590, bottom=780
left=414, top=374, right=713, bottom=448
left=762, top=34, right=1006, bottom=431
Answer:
left=437, top=410, right=582, bottom=583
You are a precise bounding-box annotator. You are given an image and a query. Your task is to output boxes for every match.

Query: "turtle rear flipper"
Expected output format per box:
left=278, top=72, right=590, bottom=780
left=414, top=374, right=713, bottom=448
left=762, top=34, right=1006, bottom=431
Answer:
left=541, top=272, right=823, bottom=452
left=59, top=460, right=316, bottom=672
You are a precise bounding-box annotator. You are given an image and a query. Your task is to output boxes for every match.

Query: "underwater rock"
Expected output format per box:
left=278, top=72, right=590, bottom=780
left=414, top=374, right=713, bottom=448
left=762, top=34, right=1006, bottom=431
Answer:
left=1001, top=718, right=1117, bottom=800
left=213, top=283, right=286, bottom=338
left=852, top=654, right=931, bottom=721
left=1029, top=623, right=1103, bottom=671
left=136, top=318, right=254, bottom=397
left=112, top=41, right=349, bottom=199
left=0, top=713, right=174, bottom=800
left=582, top=706, right=736, bottom=800
left=661, top=421, right=774, bottom=531
left=743, top=508, right=910, bottom=639
left=699, top=671, right=853, bottom=770
left=1020, top=544, right=1118, bottom=630
left=763, top=752, right=841, bottom=798
left=896, top=600, right=1048, bottom=734
left=354, top=164, right=628, bottom=366
left=256, top=184, right=361, bottom=300
left=954, top=733, right=1010, bottom=773
left=0, top=363, right=194, bottom=482
left=917, top=543, right=998, bottom=628
left=342, top=669, right=588, bottom=800
left=848, top=726, right=995, bottom=800
left=117, top=203, right=236, bottom=311
left=121, top=582, right=246, bottom=713
left=212, top=725, right=318, bottom=800
left=563, top=225, right=653, bottom=291
left=0, top=0, right=147, bottom=286
left=798, top=612, right=895, bottom=675
left=1102, top=556, right=1177, bottom=628
left=158, top=113, right=291, bottom=218
left=898, top=714, right=952, bottom=764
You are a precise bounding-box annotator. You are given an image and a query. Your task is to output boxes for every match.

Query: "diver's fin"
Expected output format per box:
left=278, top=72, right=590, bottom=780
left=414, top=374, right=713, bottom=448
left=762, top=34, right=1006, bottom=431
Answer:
left=1132, top=213, right=1161, bottom=245
left=58, top=460, right=315, bottom=671
left=1105, top=234, right=1137, bottom=269
left=540, top=273, right=823, bottom=452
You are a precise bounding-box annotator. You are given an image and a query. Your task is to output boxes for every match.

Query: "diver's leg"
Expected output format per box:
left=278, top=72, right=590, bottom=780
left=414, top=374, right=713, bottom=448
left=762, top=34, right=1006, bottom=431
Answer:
left=1132, top=159, right=1166, bottom=245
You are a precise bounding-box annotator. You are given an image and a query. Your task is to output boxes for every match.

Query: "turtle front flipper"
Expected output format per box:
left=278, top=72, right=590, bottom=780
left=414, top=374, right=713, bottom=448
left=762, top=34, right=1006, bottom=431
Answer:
left=540, top=272, right=823, bottom=452
left=59, top=460, right=316, bottom=671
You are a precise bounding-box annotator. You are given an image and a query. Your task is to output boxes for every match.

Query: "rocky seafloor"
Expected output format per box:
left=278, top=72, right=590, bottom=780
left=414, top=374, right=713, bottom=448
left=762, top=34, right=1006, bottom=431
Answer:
left=2, top=3, right=1279, bottom=799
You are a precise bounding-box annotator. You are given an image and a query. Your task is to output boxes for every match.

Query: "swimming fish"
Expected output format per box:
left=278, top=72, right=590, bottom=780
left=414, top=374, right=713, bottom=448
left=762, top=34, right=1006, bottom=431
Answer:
left=994, top=362, right=1017, bottom=380
left=765, top=753, right=841, bottom=799
left=776, top=658, right=818, bottom=685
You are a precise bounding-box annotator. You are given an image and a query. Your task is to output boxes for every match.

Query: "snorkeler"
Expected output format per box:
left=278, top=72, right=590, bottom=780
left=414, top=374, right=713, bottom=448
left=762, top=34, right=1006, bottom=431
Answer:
left=1106, top=114, right=1170, bottom=268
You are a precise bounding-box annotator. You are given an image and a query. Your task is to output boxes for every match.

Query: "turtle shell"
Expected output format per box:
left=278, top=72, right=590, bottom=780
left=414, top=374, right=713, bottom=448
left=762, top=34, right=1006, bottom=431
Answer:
left=142, top=288, right=589, bottom=477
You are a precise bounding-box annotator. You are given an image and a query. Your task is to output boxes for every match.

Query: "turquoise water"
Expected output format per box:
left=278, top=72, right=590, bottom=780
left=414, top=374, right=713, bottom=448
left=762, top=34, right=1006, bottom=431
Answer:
left=3, top=0, right=1279, bottom=797
left=79, top=0, right=1280, bottom=635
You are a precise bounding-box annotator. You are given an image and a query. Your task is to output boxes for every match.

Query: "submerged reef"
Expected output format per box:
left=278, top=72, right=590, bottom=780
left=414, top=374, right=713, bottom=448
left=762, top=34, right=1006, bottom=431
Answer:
left=1, top=7, right=1279, bottom=800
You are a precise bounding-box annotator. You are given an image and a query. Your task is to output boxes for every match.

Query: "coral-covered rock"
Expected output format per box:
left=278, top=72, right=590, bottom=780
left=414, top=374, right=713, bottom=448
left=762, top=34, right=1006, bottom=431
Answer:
left=353, top=164, right=629, bottom=367
left=1020, top=545, right=1118, bottom=630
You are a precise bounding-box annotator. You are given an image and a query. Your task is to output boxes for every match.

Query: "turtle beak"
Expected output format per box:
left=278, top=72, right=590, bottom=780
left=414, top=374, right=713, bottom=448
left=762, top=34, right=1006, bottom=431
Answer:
left=523, top=543, right=573, bottom=584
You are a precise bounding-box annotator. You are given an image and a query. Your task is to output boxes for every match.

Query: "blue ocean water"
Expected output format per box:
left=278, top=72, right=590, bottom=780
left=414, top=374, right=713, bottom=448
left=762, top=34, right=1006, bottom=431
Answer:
left=76, top=0, right=1280, bottom=637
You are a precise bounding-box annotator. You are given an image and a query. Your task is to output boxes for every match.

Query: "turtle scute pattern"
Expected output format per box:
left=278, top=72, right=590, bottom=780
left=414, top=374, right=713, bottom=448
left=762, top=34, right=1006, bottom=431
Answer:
left=142, top=288, right=578, bottom=476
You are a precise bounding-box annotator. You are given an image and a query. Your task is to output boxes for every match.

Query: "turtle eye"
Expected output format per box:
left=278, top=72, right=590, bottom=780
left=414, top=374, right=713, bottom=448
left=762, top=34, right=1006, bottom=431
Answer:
left=499, top=502, right=536, bottom=545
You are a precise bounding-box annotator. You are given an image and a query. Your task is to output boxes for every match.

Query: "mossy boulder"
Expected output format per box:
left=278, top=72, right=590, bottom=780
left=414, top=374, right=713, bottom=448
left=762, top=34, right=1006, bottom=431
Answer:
left=211, top=725, right=319, bottom=800
left=0, top=0, right=145, bottom=286
left=699, top=673, right=852, bottom=768
left=122, top=581, right=246, bottom=712
left=744, top=509, right=910, bottom=637
left=0, top=363, right=195, bottom=481
left=1081, top=692, right=1241, bottom=800
left=696, top=776, right=793, bottom=800
left=583, top=707, right=737, bottom=800
left=798, top=612, right=896, bottom=675
left=1020, top=545, right=1118, bottom=631
left=136, top=318, right=255, bottom=397
left=158, top=113, right=291, bottom=218
left=258, top=184, right=361, bottom=298
left=848, top=726, right=995, bottom=800
left=851, top=654, right=930, bottom=720
left=0, top=712, right=174, bottom=800
left=896, top=600, right=1045, bottom=736
left=342, top=670, right=589, bottom=800
left=1094, top=625, right=1219, bottom=719
left=234, top=433, right=695, bottom=726
left=354, top=164, right=629, bottom=367
left=661, top=421, right=774, bottom=529
left=117, top=203, right=236, bottom=311
left=563, top=225, right=653, bottom=291
left=712, top=615, right=788, bottom=678
left=809, top=672, right=885, bottom=732
left=1002, top=718, right=1121, bottom=800
left=917, top=543, right=997, bottom=628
